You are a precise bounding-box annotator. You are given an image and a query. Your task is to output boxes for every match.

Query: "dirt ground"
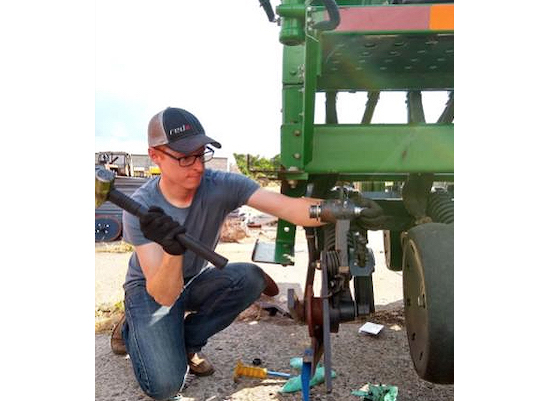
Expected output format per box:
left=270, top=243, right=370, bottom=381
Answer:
left=95, top=225, right=454, bottom=401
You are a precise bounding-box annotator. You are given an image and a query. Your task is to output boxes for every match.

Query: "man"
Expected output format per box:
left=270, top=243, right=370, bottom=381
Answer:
left=109, top=107, right=341, bottom=401
left=111, top=106, right=385, bottom=400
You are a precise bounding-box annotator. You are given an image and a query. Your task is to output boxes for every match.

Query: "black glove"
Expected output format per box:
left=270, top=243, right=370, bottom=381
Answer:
left=349, top=193, right=413, bottom=231
left=139, top=206, right=187, bottom=255
left=348, top=193, right=385, bottom=230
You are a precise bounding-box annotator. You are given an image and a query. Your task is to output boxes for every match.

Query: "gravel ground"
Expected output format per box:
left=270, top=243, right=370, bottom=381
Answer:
left=95, top=227, right=453, bottom=401
left=96, top=318, right=453, bottom=401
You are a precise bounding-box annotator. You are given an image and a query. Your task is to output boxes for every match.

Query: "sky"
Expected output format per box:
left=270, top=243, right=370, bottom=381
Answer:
left=95, top=0, right=449, bottom=159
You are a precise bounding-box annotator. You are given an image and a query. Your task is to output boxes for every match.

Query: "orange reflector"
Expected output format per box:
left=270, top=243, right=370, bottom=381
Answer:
left=430, top=4, right=454, bottom=31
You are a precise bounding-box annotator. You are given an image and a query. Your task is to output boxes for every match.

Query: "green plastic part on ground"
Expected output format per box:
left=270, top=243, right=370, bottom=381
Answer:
left=279, top=357, right=337, bottom=393
left=351, top=383, right=398, bottom=401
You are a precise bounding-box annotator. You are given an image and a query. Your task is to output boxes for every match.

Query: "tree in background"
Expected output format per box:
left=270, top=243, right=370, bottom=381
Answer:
left=233, top=153, right=280, bottom=186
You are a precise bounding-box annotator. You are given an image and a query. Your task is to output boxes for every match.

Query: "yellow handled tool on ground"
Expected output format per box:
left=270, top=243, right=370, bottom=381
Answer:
left=233, top=360, right=291, bottom=382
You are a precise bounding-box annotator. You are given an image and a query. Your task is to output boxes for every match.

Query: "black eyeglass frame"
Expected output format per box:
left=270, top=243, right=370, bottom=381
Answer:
left=156, top=146, right=214, bottom=167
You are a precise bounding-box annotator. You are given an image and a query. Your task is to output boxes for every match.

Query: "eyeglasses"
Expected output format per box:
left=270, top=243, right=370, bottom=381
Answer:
left=156, top=146, right=214, bottom=167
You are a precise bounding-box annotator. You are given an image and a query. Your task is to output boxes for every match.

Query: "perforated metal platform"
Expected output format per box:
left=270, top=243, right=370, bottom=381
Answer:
left=320, top=32, right=453, bottom=90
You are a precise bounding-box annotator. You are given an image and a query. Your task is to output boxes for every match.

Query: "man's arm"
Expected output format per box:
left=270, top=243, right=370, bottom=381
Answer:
left=135, top=243, right=184, bottom=307
left=246, top=188, right=324, bottom=227
left=128, top=206, right=188, bottom=307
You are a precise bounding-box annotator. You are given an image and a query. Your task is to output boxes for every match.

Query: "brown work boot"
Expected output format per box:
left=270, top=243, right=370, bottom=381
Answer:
left=110, top=314, right=127, bottom=355
left=187, top=352, right=215, bottom=376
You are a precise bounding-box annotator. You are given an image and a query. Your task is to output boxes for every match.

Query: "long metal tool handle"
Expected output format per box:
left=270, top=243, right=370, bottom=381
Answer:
left=107, top=188, right=228, bottom=269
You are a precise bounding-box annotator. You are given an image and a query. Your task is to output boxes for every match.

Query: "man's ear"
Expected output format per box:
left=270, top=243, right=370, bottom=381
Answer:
left=148, top=147, right=161, bottom=165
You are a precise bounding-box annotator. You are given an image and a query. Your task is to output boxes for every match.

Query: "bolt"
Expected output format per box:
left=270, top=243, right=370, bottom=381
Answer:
left=288, top=180, right=297, bottom=189
left=293, top=153, right=301, bottom=159
left=293, top=129, right=301, bottom=136
left=284, top=226, right=290, bottom=233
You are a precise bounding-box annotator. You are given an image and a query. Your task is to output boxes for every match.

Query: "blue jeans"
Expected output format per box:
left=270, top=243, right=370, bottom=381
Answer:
left=122, top=262, right=266, bottom=400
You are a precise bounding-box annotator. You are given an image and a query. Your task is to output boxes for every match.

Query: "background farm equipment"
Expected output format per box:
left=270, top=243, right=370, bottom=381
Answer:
left=96, top=151, right=134, bottom=177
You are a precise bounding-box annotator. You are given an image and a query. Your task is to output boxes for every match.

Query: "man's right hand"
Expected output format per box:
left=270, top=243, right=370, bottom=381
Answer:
left=139, top=206, right=187, bottom=255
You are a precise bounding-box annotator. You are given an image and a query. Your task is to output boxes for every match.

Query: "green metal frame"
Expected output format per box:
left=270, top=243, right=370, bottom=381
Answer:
left=254, top=1, right=454, bottom=265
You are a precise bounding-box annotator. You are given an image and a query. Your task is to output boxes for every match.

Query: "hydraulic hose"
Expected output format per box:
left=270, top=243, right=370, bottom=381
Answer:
left=312, top=0, right=341, bottom=31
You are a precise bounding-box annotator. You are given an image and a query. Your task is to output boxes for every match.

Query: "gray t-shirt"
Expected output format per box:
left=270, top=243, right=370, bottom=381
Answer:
left=122, top=169, right=260, bottom=291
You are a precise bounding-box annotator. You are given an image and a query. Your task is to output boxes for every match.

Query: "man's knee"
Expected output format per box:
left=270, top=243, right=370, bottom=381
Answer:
left=141, top=368, right=187, bottom=401
left=240, top=263, right=267, bottom=298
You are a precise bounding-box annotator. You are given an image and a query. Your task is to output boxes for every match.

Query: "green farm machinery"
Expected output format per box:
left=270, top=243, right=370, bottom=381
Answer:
left=251, top=0, right=454, bottom=389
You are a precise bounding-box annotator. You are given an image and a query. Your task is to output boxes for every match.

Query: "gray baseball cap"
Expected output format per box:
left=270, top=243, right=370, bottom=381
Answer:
left=148, top=107, right=221, bottom=154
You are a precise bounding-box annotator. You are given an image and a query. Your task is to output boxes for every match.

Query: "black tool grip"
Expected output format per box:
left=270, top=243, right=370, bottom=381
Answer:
left=174, top=232, right=228, bottom=269
left=107, top=188, right=228, bottom=268
left=107, top=187, right=149, bottom=217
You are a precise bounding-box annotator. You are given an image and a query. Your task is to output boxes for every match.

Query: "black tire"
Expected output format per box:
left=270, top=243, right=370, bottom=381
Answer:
left=95, top=215, right=122, bottom=242
left=403, top=222, right=454, bottom=384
